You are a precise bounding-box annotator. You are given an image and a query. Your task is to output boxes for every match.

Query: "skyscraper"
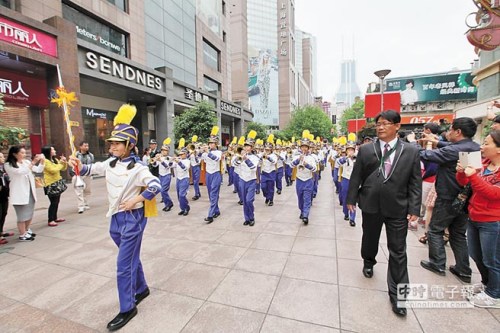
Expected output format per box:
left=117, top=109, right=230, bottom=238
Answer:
left=335, top=59, right=361, bottom=106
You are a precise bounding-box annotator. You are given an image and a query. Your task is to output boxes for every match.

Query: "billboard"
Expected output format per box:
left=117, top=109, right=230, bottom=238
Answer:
left=386, top=72, right=477, bottom=106
left=364, top=91, right=401, bottom=118
left=248, top=48, right=279, bottom=126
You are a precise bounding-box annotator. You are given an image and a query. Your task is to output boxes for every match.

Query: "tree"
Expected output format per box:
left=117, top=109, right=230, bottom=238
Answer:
left=0, top=93, right=28, bottom=151
left=244, top=121, right=268, bottom=141
left=339, top=99, right=365, bottom=135
left=282, top=105, right=333, bottom=141
left=173, top=101, right=217, bottom=144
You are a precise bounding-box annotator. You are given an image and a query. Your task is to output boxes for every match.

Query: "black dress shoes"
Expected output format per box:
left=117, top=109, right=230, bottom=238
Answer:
left=299, top=214, right=303, bottom=219
left=135, top=287, right=150, bottom=306
left=268, top=201, right=273, bottom=206
left=178, top=211, right=185, bottom=215
left=449, top=265, right=471, bottom=283
left=238, top=200, right=243, bottom=205
left=192, top=195, right=200, bottom=200
left=302, top=217, right=309, bottom=225
left=362, top=266, right=373, bottom=278
left=420, top=260, right=446, bottom=276
left=265, top=199, right=269, bottom=205
left=349, top=220, right=356, bottom=227
left=182, top=210, right=189, bottom=216
left=213, top=212, right=220, bottom=218
left=204, top=217, right=214, bottom=224
left=249, top=219, right=255, bottom=226
left=277, top=190, right=281, bottom=194
left=344, top=215, right=349, bottom=221
left=107, top=307, right=138, bottom=331
left=163, top=205, right=173, bottom=212
left=391, top=302, right=407, bottom=317
left=243, top=220, right=249, bottom=225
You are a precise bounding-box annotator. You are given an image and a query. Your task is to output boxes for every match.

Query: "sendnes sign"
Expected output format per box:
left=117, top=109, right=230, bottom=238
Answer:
left=0, top=16, right=58, bottom=57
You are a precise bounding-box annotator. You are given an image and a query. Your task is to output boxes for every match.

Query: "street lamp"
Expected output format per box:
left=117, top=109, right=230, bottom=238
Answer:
left=374, top=69, right=391, bottom=112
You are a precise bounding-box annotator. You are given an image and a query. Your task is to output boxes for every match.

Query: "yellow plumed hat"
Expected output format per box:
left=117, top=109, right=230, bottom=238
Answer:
left=231, top=136, right=237, bottom=145
left=208, top=126, right=219, bottom=143
left=178, top=138, right=185, bottom=149
left=339, top=136, right=347, bottom=145
left=238, top=136, right=245, bottom=146
left=107, top=104, right=138, bottom=145
left=348, top=133, right=357, bottom=142
left=191, top=135, right=198, bottom=143
left=162, top=137, right=171, bottom=150
left=245, top=130, right=257, bottom=146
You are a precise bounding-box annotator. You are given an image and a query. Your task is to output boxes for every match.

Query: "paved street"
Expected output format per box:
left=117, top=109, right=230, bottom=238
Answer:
left=0, top=168, right=499, bottom=333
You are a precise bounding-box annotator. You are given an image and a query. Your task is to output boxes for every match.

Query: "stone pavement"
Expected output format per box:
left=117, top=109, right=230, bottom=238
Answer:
left=0, top=169, right=499, bottom=333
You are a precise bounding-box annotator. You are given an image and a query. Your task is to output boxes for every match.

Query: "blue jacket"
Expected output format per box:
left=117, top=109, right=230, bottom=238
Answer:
left=419, top=138, right=480, bottom=200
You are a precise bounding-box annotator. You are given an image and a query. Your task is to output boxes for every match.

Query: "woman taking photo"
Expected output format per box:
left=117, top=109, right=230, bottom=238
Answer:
left=4, top=146, right=45, bottom=241
left=456, top=129, right=500, bottom=309
left=42, top=145, right=68, bottom=227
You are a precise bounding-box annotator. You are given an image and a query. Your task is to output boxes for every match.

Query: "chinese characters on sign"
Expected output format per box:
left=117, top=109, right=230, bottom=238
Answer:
left=421, top=81, right=476, bottom=96
left=397, top=283, right=474, bottom=309
left=0, top=16, right=58, bottom=57
left=184, top=88, right=210, bottom=103
left=280, top=2, right=287, bottom=57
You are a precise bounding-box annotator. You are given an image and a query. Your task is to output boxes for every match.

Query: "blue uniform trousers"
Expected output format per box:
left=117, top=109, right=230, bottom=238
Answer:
left=313, top=172, right=319, bottom=196
left=333, top=167, right=341, bottom=193
left=256, top=167, right=261, bottom=194
left=110, top=209, right=148, bottom=313
left=176, top=177, right=190, bottom=212
left=227, top=166, right=234, bottom=186
left=206, top=172, right=221, bottom=218
left=239, top=178, right=256, bottom=222
left=233, top=173, right=243, bottom=202
left=191, top=165, right=201, bottom=197
left=285, top=165, right=292, bottom=185
left=160, top=174, right=173, bottom=208
left=296, top=178, right=313, bottom=218
left=260, top=171, right=276, bottom=202
left=340, top=177, right=356, bottom=221
left=275, top=167, right=284, bottom=191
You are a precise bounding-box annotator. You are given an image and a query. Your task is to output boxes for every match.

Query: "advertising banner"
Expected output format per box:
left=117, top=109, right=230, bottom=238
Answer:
left=347, top=119, right=366, bottom=133
left=386, top=72, right=477, bottom=106
left=364, top=91, right=401, bottom=118
left=248, top=48, right=279, bottom=126
left=0, top=16, right=58, bottom=57
left=0, top=70, right=48, bottom=107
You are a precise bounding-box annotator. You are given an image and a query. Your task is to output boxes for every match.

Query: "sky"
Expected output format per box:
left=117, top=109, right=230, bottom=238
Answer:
left=294, top=0, right=479, bottom=102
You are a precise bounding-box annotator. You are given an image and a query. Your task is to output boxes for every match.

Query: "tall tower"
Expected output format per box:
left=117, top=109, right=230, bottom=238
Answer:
left=335, top=59, right=361, bottom=106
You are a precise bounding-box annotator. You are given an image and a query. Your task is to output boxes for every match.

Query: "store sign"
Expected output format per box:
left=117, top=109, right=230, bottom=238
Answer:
left=400, top=114, right=454, bottom=125
left=184, top=87, right=210, bottom=103
left=0, top=70, right=48, bottom=107
left=85, top=51, right=163, bottom=90
left=220, top=101, right=241, bottom=116
left=0, top=16, right=58, bottom=57
left=83, top=107, right=113, bottom=120
left=386, top=72, right=477, bottom=105
left=279, top=1, right=288, bottom=57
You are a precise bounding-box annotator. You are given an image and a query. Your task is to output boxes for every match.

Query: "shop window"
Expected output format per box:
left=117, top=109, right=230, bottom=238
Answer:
left=0, top=0, right=12, bottom=9
left=203, top=76, right=220, bottom=95
left=203, top=39, right=220, bottom=72
left=62, top=2, right=128, bottom=57
left=106, top=0, right=126, bottom=12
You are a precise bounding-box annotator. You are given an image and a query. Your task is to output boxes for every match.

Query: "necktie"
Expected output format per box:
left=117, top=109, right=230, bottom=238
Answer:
left=383, top=143, right=392, bottom=177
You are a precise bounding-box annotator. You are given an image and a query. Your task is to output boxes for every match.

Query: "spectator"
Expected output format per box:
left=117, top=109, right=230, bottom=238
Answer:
left=42, top=145, right=68, bottom=227
left=0, top=152, right=12, bottom=245
left=409, top=117, right=480, bottom=282
left=4, top=146, right=45, bottom=241
left=73, top=141, right=94, bottom=214
left=142, top=148, right=151, bottom=164
left=456, top=129, right=500, bottom=308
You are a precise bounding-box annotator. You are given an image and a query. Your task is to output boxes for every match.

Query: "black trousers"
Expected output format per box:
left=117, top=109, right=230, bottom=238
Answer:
left=361, top=212, right=409, bottom=302
left=0, top=198, right=8, bottom=233
left=48, top=194, right=61, bottom=222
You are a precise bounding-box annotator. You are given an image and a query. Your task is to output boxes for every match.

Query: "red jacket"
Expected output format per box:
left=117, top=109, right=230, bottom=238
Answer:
left=456, top=163, right=500, bottom=222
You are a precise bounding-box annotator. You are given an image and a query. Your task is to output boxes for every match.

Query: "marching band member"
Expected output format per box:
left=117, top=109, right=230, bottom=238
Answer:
left=260, top=135, right=277, bottom=206
left=327, top=143, right=338, bottom=185
left=255, top=139, right=263, bottom=195
left=338, top=142, right=357, bottom=226
left=292, top=131, right=317, bottom=225
left=69, top=104, right=161, bottom=331
left=284, top=145, right=294, bottom=186
left=232, top=136, right=246, bottom=205
left=189, top=136, right=202, bottom=200
left=311, top=142, right=320, bottom=199
left=202, top=126, right=222, bottom=223
left=275, top=139, right=285, bottom=194
left=156, top=138, right=174, bottom=212
left=234, top=130, right=260, bottom=226
left=171, top=144, right=191, bottom=216
left=226, top=137, right=237, bottom=187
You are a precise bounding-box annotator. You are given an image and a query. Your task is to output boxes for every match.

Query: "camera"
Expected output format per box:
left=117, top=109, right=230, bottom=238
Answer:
left=413, top=127, right=424, bottom=140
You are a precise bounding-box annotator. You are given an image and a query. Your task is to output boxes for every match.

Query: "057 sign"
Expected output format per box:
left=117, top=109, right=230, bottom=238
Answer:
left=401, top=114, right=454, bottom=125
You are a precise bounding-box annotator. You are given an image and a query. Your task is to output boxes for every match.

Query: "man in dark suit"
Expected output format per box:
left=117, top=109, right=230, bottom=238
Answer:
left=148, top=139, right=160, bottom=177
left=347, top=110, right=422, bottom=317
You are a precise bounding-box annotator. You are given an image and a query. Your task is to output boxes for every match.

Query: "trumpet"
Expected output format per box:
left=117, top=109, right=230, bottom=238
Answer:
left=188, top=143, right=200, bottom=153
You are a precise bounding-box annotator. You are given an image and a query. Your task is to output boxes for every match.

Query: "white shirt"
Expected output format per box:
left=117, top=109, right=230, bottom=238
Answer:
left=292, top=154, right=317, bottom=181
left=237, top=154, right=260, bottom=182
left=189, top=152, right=200, bottom=167
left=172, top=158, right=191, bottom=180
left=261, top=152, right=277, bottom=173
left=400, top=88, right=418, bottom=105
left=276, top=151, right=285, bottom=168
left=201, top=149, right=222, bottom=174
left=339, top=156, right=355, bottom=180
left=158, top=156, right=172, bottom=176
left=4, top=160, right=44, bottom=205
left=378, top=137, right=398, bottom=164
left=231, top=155, right=241, bottom=175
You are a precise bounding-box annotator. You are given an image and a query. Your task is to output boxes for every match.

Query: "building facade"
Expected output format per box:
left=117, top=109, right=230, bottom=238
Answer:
left=0, top=0, right=252, bottom=159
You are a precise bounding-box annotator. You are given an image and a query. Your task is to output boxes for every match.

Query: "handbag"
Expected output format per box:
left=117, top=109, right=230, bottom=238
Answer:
left=44, top=179, right=68, bottom=197
left=451, top=183, right=472, bottom=214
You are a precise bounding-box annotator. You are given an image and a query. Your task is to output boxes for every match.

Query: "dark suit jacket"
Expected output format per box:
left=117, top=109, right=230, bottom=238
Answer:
left=346, top=139, right=422, bottom=218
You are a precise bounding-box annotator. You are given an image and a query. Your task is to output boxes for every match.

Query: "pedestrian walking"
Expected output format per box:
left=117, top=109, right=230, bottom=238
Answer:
left=72, top=141, right=94, bottom=214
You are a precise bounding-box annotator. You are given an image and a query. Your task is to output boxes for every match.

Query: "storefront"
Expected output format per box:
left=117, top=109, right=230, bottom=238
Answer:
left=77, top=44, right=169, bottom=158
left=172, top=81, right=253, bottom=148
